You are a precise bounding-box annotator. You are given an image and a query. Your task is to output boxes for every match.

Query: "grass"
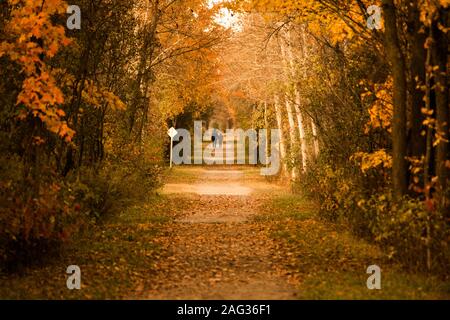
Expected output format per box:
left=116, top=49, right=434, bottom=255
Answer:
left=163, top=165, right=264, bottom=184
left=258, top=193, right=450, bottom=300
left=3, top=167, right=448, bottom=300
left=163, top=166, right=204, bottom=184
left=0, top=195, right=172, bottom=299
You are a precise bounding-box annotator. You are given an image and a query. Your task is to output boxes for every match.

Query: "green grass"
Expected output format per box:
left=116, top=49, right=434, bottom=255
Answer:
left=163, top=166, right=204, bottom=184
left=0, top=195, right=172, bottom=299
left=164, top=165, right=264, bottom=185
left=258, top=194, right=450, bottom=300
left=254, top=194, right=318, bottom=222
left=298, top=269, right=450, bottom=299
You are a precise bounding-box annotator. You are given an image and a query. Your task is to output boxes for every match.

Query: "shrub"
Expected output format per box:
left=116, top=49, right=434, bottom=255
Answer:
left=359, top=193, right=450, bottom=273
left=0, top=156, right=84, bottom=271
left=298, top=153, right=449, bottom=274
left=298, top=155, right=383, bottom=236
left=0, top=152, right=163, bottom=270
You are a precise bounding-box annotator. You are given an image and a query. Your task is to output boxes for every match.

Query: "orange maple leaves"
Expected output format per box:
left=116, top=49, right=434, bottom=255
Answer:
left=0, top=0, right=74, bottom=141
left=81, top=80, right=127, bottom=111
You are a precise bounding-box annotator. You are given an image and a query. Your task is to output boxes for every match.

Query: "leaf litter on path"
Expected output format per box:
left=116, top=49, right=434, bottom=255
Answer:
left=134, top=167, right=300, bottom=300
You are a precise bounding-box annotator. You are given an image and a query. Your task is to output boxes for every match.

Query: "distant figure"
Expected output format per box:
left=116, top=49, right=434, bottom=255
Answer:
left=218, top=131, right=223, bottom=148
left=212, top=128, right=217, bottom=148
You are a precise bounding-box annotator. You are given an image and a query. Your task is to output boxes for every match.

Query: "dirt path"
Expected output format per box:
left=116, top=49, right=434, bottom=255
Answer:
left=138, top=166, right=299, bottom=300
left=1, top=166, right=447, bottom=299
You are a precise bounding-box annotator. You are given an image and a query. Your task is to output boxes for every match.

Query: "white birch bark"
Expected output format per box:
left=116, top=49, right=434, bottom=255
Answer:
left=281, top=29, right=308, bottom=172
left=284, top=93, right=298, bottom=179
left=311, top=118, right=319, bottom=157
left=264, top=100, right=270, bottom=166
left=274, top=94, right=288, bottom=175
left=300, top=26, right=320, bottom=157
left=293, top=91, right=308, bottom=171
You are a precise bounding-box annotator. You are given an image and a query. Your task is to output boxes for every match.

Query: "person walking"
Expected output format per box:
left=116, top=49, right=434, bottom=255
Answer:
left=212, top=128, right=217, bottom=148
left=218, top=131, right=223, bottom=148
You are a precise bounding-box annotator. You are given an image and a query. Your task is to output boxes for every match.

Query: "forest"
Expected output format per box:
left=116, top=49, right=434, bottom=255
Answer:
left=0, top=0, right=449, bottom=299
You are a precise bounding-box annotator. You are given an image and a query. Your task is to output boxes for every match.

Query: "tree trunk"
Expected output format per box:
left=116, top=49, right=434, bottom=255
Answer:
left=311, top=117, right=320, bottom=157
left=285, top=93, right=298, bottom=179
left=300, top=27, right=319, bottom=159
left=274, top=94, right=288, bottom=176
left=281, top=28, right=309, bottom=173
left=407, top=1, right=427, bottom=161
left=424, top=28, right=434, bottom=190
left=432, top=12, right=449, bottom=201
left=383, top=0, right=408, bottom=198
left=294, top=90, right=308, bottom=171
left=128, top=0, right=160, bottom=137
left=264, top=100, right=270, bottom=167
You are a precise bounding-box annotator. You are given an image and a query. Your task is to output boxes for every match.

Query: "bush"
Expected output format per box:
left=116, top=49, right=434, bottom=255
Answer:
left=297, top=155, right=384, bottom=236
left=0, top=153, right=163, bottom=271
left=359, top=193, right=450, bottom=273
left=0, top=156, right=84, bottom=271
left=298, top=155, right=450, bottom=274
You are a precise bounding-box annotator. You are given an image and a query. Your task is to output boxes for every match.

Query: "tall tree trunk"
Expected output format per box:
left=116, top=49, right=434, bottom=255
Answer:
left=281, top=28, right=309, bottom=172
left=383, top=0, right=408, bottom=198
left=311, top=117, right=320, bottom=157
left=274, top=94, right=288, bottom=176
left=432, top=11, right=449, bottom=203
left=294, top=90, right=308, bottom=171
left=285, top=93, right=298, bottom=179
left=128, top=0, right=159, bottom=137
left=424, top=28, right=434, bottom=190
left=300, top=27, right=320, bottom=159
left=264, top=100, right=270, bottom=167
left=407, top=1, right=427, bottom=161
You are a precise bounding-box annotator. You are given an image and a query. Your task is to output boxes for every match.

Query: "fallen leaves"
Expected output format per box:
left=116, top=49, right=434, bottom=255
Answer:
left=2, top=167, right=449, bottom=300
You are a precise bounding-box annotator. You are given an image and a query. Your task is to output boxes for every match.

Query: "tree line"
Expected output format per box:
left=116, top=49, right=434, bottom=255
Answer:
left=0, top=0, right=224, bottom=269
left=219, top=0, right=449, bottom=273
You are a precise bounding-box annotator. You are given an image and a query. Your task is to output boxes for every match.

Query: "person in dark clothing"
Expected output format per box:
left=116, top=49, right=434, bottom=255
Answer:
left=212, top=128, right=217, bottom=148
left=218, top=131, right=223, bottom=148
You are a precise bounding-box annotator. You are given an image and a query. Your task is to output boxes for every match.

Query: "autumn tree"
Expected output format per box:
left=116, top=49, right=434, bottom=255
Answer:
left=0, top=0, right=227, bottom=267
left=227, top=0, right=450, bottom=271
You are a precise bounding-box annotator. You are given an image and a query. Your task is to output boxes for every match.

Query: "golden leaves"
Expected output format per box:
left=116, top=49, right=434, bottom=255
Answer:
left=1, top=0, right=73, bottom=141
left=363, top=77, right=393, bottom=134
left=419, top=0, right=449, bottom=27
left=352, top=149, right=393, bottom=173
left=445, top=160, right=450, bottom=169
left=82, top=81, right=127, bottom=111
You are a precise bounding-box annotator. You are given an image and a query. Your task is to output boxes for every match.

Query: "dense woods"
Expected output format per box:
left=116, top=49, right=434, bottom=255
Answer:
left=0, top=0, right=225, bottom=268
left=0, top=0, right=449, bottom=297
left=218, top=0, right=450, bottom=273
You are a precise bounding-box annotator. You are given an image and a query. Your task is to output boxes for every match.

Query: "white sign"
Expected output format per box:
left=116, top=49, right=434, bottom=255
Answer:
left=168, top=127, right=178, bottom=139
left=168, top=127, right=178, bottom=168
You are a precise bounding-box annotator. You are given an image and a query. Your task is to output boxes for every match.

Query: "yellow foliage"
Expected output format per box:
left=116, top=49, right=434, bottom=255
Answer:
left=82, top=81, right=126, bottom=111
left=363, top=77, right=393, bottom=134
left=419, top=0, right=449, bottom=26
left=0, top=0, right=73, bottom=141
left=352, top=149, right=393, bottom=173
left=239, top=0, right=373, bottom=44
